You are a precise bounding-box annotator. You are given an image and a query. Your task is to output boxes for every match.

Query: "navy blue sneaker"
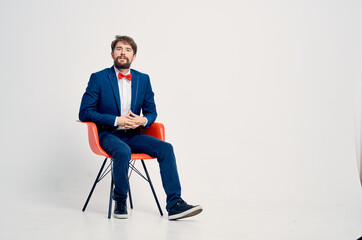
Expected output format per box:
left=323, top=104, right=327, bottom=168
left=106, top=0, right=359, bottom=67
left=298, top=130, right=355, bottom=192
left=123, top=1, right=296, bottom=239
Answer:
left=168, top=199, right=203, bottom=220
left=114, top=201, right=128, bottom=219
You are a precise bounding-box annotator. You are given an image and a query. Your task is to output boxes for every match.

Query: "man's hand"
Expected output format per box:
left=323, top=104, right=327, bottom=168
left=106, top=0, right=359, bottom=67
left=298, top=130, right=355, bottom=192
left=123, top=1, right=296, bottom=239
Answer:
left=129, top=111, right=147, bottom=126
left=116, top=111, right=138, bottom=129
left=116, top=111, right=146, bottom=129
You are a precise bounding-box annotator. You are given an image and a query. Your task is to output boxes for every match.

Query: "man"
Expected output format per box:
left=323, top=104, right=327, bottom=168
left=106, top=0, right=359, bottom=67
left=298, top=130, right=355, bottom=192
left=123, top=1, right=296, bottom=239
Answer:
left=79, top=35, right=202, bottom=220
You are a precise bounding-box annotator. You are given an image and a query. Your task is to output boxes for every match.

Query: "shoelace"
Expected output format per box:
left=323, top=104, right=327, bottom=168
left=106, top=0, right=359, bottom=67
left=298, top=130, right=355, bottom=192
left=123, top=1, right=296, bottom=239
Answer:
left=177, top=200, right=187, bottom=206
left=116, top=201, right=127, bottom=210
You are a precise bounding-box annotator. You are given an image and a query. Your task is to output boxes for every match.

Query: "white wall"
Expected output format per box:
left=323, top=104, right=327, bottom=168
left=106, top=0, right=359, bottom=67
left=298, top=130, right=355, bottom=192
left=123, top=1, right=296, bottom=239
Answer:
left=0, top=0, right=361, bottom=229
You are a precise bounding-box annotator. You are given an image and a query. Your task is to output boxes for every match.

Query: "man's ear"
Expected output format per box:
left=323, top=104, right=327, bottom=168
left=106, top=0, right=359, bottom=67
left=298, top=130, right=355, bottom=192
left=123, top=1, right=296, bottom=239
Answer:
left=111, top=52, right=115, bottom=59
left=132, top=54, right=137, bottom=61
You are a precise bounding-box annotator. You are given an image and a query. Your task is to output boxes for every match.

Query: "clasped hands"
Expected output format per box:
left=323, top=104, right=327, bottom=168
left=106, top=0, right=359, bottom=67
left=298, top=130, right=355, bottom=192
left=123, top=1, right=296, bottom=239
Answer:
left=116, top=110, right=147, bottom=129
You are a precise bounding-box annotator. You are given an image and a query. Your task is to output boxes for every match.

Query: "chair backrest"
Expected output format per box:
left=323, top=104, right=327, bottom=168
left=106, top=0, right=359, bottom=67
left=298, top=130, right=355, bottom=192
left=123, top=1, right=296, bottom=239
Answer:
left=78, top=121, right=165, bottom=157
left=140, top=122, right=165, bottom=141
left=77, top=121, right=110, bottom=157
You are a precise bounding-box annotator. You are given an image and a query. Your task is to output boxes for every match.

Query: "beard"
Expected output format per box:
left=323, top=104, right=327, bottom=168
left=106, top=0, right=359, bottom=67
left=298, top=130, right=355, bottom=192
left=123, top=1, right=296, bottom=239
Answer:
left=114, top=56, right=132, bottom=70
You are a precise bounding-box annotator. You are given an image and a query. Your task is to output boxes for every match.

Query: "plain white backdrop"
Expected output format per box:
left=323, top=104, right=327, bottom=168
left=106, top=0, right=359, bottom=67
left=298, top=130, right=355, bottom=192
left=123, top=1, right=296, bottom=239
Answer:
left=0, top=0, right=361, bottom=239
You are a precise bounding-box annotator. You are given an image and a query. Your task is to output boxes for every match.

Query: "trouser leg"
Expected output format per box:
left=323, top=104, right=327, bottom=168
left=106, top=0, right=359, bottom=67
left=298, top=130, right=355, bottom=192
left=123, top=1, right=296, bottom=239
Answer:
left=99, top=132, right=131, bottom=202
left=126, top=133, right=182, bottom=211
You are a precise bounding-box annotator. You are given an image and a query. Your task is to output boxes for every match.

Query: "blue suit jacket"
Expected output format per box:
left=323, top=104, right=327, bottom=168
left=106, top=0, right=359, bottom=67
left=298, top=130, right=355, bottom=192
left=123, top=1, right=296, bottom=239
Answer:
left=79, top=66, right=157, bottom=134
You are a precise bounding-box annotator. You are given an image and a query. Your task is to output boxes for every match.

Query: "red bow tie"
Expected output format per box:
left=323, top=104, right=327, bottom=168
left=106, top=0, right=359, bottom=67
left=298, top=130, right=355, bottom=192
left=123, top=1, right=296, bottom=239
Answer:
left=118, top=72, right=132, bottom=81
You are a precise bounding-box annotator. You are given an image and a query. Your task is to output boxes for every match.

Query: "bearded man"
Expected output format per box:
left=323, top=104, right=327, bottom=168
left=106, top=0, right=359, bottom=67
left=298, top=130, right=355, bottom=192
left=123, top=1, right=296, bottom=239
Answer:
left=79, top=35, right=202, bottom=220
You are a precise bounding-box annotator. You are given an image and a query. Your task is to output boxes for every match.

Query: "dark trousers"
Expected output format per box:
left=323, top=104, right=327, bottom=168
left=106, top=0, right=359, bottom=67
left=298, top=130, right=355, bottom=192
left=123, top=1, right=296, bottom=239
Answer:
left=99, top=129, right=181, bottom=211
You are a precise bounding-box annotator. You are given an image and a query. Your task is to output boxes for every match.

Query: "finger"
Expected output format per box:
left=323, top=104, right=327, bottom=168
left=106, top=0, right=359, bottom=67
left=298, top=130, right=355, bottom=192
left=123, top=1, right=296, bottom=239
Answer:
left=130, top=111, right=140, bottom=117
left=130, top=121, right=139, bottom=128
left=124, top=120, right=133, bottom=126
left=126, top=118, right=137, bottom=123
left=125, top=122, right=135, bottom=128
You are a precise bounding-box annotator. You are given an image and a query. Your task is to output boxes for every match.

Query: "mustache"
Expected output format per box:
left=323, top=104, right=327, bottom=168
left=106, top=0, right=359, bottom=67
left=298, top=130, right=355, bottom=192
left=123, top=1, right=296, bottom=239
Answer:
left=117, top=56, right=128, bottom=60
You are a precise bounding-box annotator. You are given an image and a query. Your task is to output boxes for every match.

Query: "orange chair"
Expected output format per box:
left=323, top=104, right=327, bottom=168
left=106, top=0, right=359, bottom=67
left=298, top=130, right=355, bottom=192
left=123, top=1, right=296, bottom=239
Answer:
left=78, top=121, right=164, bottom=218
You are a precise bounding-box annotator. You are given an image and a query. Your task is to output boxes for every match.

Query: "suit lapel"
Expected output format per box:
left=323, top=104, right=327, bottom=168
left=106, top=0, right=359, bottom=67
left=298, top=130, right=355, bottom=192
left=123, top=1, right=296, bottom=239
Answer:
left=108, top=67, right=121, bottom=115
left=130, top=69, right=139, bottom=112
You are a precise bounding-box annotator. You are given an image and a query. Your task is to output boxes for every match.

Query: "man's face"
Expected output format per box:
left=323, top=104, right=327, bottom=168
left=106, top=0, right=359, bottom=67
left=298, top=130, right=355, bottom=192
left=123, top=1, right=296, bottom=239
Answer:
left=111, top=41, right=136, bottom=70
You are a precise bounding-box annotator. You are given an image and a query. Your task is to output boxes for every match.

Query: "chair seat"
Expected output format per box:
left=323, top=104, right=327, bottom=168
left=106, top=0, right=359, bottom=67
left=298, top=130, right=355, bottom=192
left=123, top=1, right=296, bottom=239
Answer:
left=131, top=153, right=154, bottom=160
left=93, top=153, right=154, bottom=160
left=94, top=152, right=154, bottom=160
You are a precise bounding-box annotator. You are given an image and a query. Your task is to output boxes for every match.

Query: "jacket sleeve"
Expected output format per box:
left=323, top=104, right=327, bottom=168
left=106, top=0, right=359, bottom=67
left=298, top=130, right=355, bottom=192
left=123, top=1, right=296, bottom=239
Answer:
left=141, top=75, right=157, bottom=128
left=79, top=73, right=117, bottom=127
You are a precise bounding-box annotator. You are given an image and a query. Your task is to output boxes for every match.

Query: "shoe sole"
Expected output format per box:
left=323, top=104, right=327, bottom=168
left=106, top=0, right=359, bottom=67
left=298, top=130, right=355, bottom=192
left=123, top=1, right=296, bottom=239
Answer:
left=168, top=205, right=203, bottom=220
left=114, top=213, right=128, bottom=219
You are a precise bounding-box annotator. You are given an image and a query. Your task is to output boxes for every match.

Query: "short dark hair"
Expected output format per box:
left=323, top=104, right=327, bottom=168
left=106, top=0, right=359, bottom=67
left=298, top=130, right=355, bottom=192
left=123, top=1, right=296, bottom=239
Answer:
left=111, top=35, right=137, bottom=55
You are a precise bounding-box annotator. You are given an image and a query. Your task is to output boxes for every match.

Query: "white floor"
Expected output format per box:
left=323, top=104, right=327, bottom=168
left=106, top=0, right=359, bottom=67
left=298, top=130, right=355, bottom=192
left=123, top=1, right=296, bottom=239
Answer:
left=1, top=185, right=361, bottom=240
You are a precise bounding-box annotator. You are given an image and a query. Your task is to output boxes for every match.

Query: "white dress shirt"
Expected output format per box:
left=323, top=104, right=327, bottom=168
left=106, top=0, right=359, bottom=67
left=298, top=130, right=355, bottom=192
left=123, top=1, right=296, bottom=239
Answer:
left=113, top=67, right=147, bottom=129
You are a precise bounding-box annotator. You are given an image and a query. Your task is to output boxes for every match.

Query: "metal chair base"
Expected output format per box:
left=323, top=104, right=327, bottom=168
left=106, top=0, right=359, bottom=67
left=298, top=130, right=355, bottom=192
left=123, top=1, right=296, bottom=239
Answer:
left=82, top=157, right=163, bottom=219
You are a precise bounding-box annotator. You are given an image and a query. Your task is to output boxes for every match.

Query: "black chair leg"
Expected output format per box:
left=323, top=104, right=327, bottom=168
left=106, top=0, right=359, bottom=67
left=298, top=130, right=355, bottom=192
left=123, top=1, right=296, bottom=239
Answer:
left=129, top=182, right=133, bottom=209
left=141, top=160, right=163, bottom=216
left=108, top=175, right=114, bottom=219
left=82, top=158, right=108, bottom=212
